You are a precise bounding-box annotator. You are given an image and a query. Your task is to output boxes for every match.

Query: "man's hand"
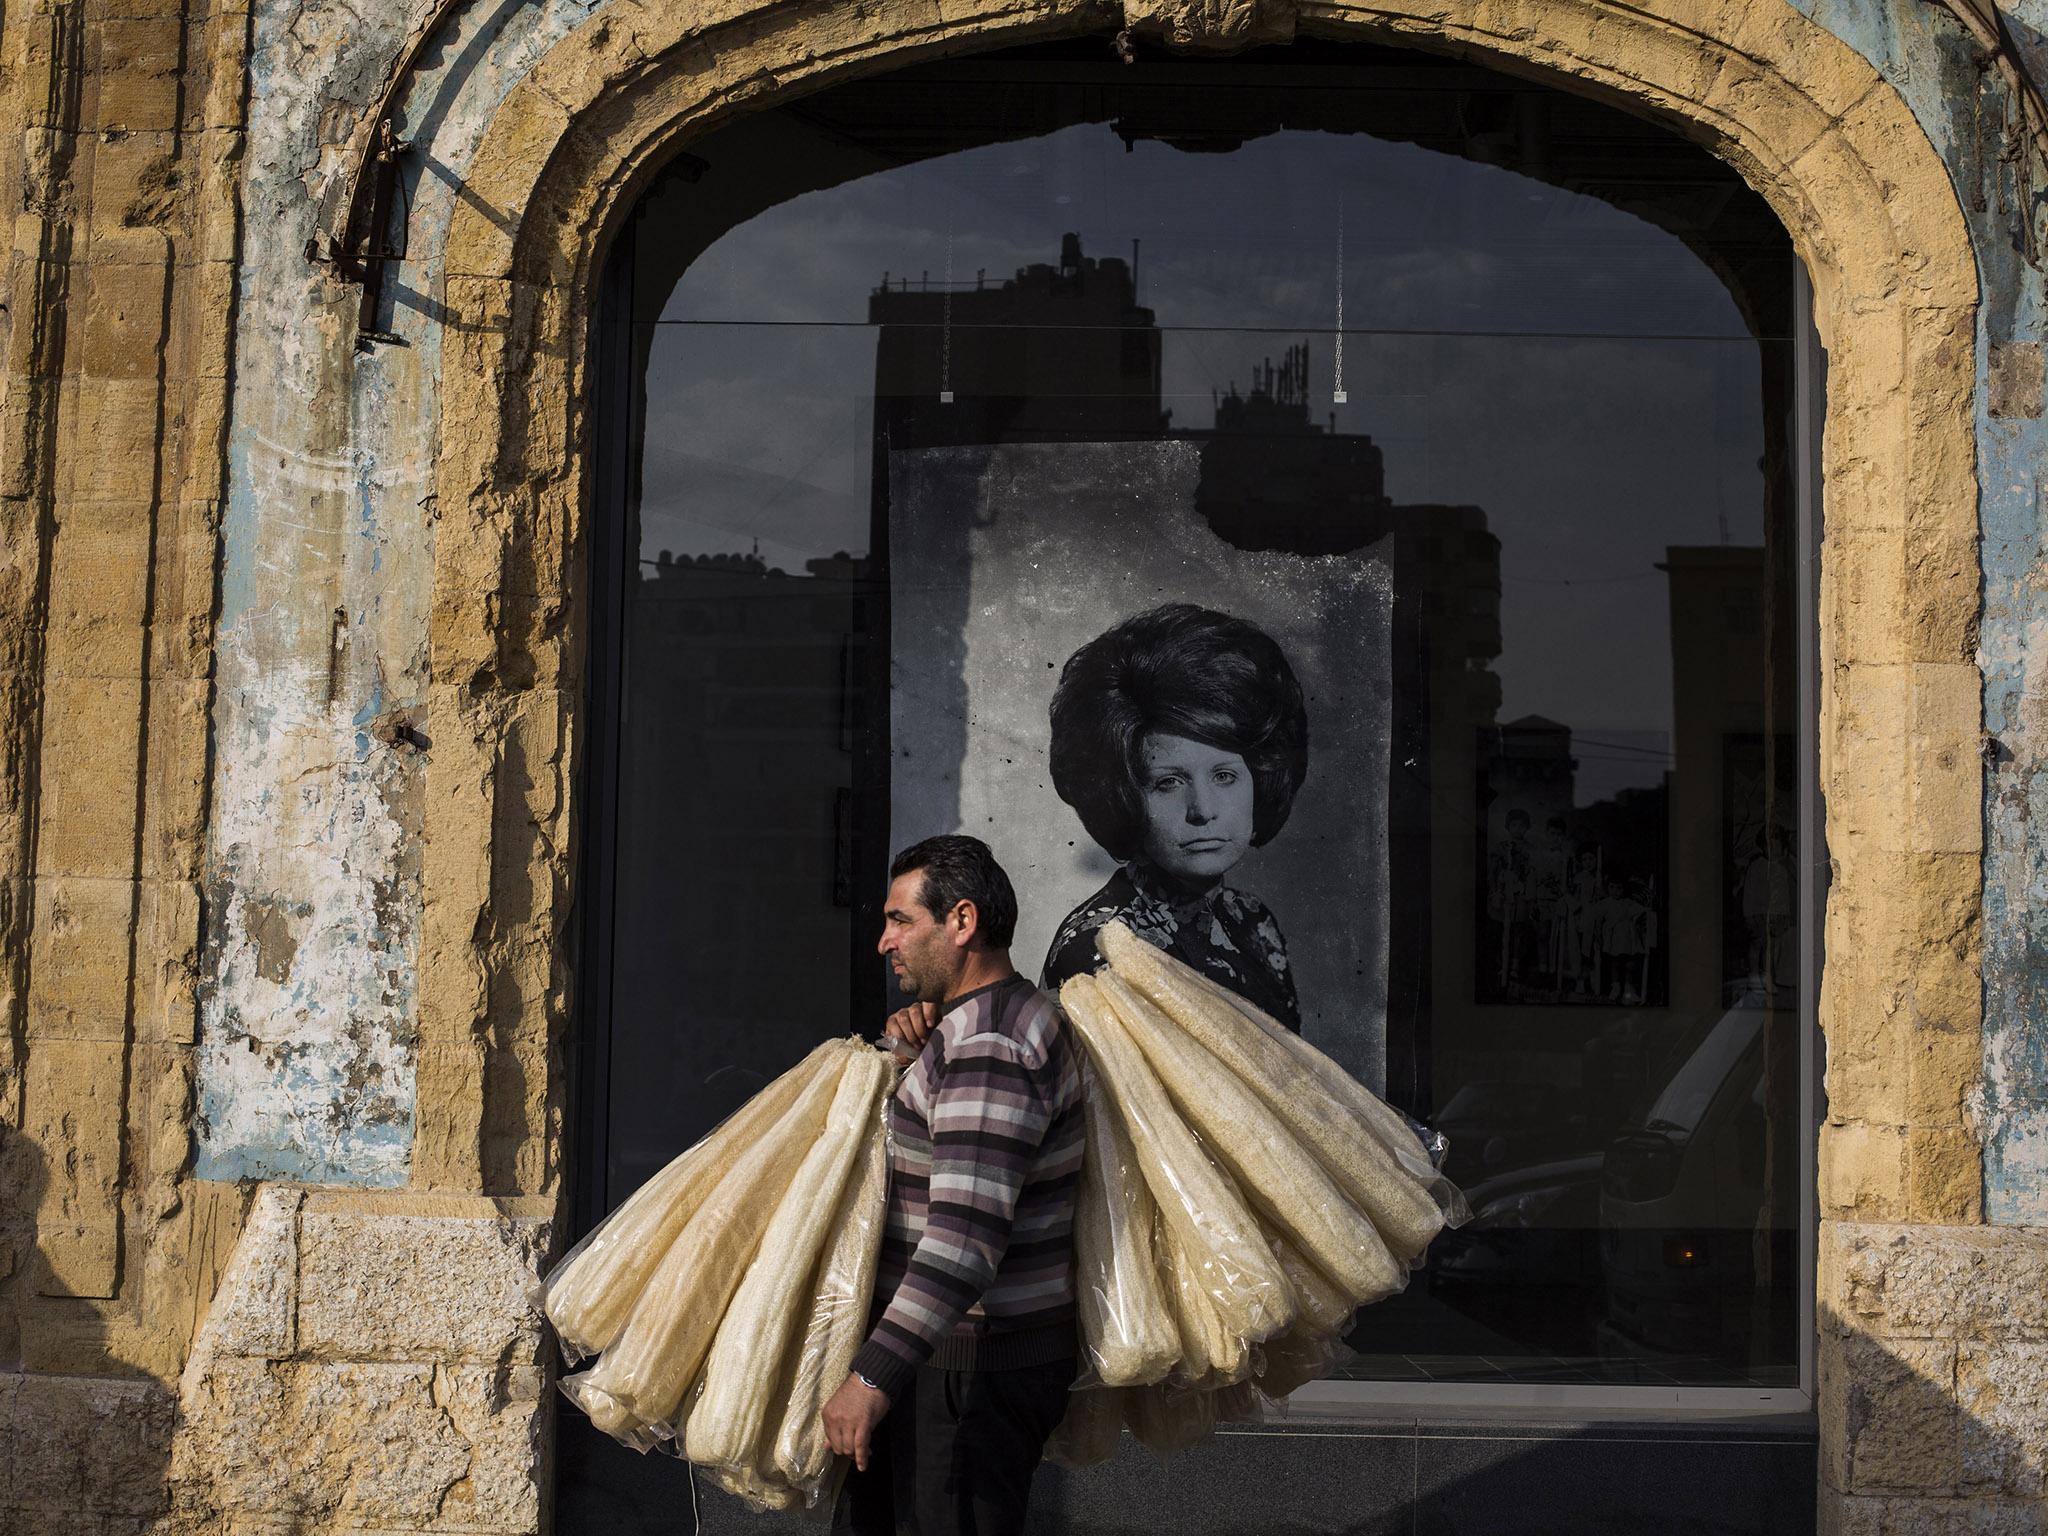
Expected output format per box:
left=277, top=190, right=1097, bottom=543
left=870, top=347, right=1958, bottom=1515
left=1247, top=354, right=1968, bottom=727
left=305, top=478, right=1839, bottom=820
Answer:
left=821, top=1372, right=891, bottom=1471
left=882, top=1000, right=939, bottom=1056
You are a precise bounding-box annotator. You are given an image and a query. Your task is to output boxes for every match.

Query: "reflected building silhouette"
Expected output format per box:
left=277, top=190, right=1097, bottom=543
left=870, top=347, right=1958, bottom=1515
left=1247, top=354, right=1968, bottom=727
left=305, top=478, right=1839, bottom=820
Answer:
left=869, top=231, right=1504, bottom=1110
left=604, top=547, right=879, bottom=1198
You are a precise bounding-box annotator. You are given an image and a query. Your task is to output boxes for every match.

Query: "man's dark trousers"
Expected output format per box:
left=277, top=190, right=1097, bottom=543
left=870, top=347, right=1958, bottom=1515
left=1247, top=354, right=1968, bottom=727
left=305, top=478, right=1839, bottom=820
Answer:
left=834, top=1356, right=1074, bottom=1536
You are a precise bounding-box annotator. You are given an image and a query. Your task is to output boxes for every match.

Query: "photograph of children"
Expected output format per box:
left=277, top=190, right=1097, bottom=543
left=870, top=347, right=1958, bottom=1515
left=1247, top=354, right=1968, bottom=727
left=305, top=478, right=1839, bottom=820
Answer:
left=1722, top=732, right=1798, bottom=1005
left=1475, top=720, right=1667, bottom=1006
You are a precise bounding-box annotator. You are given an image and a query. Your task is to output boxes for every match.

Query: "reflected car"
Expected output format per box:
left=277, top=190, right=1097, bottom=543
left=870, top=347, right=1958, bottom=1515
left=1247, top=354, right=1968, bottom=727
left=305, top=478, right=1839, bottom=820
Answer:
left=1429, top=1153, right=1603, bottom=1289
left=1596, top=995, right=1788, bottom=1361
left=1433, top=1079, right=1584, bottom=1185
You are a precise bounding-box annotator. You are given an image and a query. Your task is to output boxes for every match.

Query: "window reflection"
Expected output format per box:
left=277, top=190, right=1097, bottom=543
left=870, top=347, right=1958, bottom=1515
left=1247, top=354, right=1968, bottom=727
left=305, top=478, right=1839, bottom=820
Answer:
left=594, top=42, right=1807, bottom=1392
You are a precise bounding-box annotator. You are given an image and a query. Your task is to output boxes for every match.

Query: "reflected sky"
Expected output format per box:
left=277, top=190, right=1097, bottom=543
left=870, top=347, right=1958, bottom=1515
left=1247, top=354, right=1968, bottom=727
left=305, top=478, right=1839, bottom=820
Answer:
left=632, top=116, right=1785, bottom=802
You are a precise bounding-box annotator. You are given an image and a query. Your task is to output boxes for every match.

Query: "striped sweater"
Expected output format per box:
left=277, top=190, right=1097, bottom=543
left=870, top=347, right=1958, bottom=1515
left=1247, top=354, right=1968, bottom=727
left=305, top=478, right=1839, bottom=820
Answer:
left=849, top=973, right=1085, bottom=1400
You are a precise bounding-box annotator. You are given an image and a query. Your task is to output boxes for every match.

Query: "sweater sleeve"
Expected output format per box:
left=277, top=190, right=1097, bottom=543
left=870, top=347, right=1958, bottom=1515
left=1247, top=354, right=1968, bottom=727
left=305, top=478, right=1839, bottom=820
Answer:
left=850, top=1027, right=1054, bottom=1398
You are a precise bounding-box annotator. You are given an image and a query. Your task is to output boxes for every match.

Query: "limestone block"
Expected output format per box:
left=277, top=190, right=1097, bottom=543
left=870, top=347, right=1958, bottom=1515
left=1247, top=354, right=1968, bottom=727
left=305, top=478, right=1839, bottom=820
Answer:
left=44, top=502, right=153, bottom=679
left=1904, top=1127, right=1983, bottom=1225
left=35, top=1223, right=120, bottom=1299
left=179, top=1351, right=542, bottom=1531
left=1832, top=94, right=1977, bottom=312
left=85, top=127, right=180, bottom=234
left=1902, top=1023, right=1986, bottom=1128
left=410, top=1041, right=488, bottom=1192
left=295, top=1205, right=548, bottom=1363
left=1822, top=1223, right=2048, bottom=1344
left=434, top=1362, right=548, bottom=1533
left=6, top=1371, right=172, bottom=1516
left=190, top=1185, right=299, bottom=1360
left=64, top=378, right=164, bottom=505
left=305, top=1362, right=477, bottom=1527
left=23, top=1036, right=125, bottom=1298
left=34, top=679, right=145, bottom=879
left=28, top=876, right=139, bottom=1038
left=0, top=1513, right=108, bottom=1536
left=92, top=19, right=183, bottom=134
left=1819, top=1330, right=1959, bottom=1495
left=1957, top=1342, right=2048, bottom=1498
left=1124, top=0, right=1296, bottom=51
left=1903, top=665, right=1982, bottom=858
left=1822, top=1120, right=1907, bottom=1221
left=79, top=255, right=170, bottom=382
left=140, top=681, right=213, bottom=880
left=172, top=1190, right=552, bottom=1530
left=1822, top=1491, right=2048, bottom=1535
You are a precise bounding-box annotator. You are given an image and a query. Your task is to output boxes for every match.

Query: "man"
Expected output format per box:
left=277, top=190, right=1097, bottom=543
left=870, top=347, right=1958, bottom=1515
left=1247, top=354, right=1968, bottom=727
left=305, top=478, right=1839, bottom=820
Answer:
left=823, top=834, right=1085, bottom=1536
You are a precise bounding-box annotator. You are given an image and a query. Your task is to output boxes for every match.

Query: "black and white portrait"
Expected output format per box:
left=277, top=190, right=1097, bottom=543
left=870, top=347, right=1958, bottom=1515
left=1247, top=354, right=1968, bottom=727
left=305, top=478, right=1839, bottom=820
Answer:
left=888, top=440, right=1393, bottom=1088
left=1038, top=604, right=1309, bottom=1030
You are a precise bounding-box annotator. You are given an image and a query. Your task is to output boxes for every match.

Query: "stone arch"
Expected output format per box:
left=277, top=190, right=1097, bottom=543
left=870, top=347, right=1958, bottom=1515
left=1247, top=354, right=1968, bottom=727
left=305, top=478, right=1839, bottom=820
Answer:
left=423, top=0, right=1981, bottom=1267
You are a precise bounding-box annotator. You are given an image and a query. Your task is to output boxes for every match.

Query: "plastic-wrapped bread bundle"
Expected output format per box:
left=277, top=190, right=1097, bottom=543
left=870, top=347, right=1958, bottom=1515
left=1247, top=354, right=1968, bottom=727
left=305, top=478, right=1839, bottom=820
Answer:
left=541, top=1038, right=846, bottom=1362
left=1073, top=1059, right=1182, bottom=1387
left=1253, top=1329, right=1345, bottom=1401
left=1263, top=1226, right=1355, bottom=1339
left=1095, top=971, right=1405, bottom=1308
left=567, top=1047, right=850, bottom=1428
left=1157, top=1217, right=1248, bottom=1387
left=770, top=1110, right=891, bottom=1493
left=1098, top=922, right=1453, bottom=1262
left=1210, top=1377, right=1262, bottom=1425
left=707, top=1464, right=803, bottom=1514
left=687, top=1046, right=894, bottom=1471
left=558, top=1370, right=661, bottom=1452
left=1124, top=1380, right=1217, bottom=1454
left=1044, top=1386, right=1126, bottom=1469
left=1058, top=972, right=1295, bottom=1344
left=1199, top=962, right=1468, bottom=1232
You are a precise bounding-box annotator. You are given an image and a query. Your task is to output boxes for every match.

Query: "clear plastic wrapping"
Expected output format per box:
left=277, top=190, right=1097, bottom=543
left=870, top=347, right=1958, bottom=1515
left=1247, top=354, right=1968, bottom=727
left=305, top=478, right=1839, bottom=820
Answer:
left=770, top=1107, right=891, bottom=1494
left=1095, top=970, right=1407, bottom=1305
left=1044, top=1385, right=1126, bottom=1469
left=1123, top=1380, right=1218, bottom=1454
left=545, top=1033, right=903, bottom=1518
left=1072, top=1057, right=1182, bottom=1388
left=687, top=1046, right=894, bottom=1473
left=570, top=1053, right=846, bottom=1429
left=1157, top=1215, right=1249, bottom=1388
left=1251, top=1329, right=1346, bottom=1401
left=1098, top=922, right=1470, bottom=1257
left=538, top=1038, right=846, bottom=1364
left=1051, top=921, right=1472, bottom=1462
left=1059, top=972, right=1296, bottom=1344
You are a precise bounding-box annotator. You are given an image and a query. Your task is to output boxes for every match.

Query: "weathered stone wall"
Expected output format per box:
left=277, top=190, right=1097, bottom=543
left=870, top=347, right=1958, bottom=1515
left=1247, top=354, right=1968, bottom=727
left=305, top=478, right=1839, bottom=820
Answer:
left=164, top=1186, right=552, bottom=1534
left=0, top=0, right=2043, bottom=1532
left=0, top=0, right=254, bottom=1525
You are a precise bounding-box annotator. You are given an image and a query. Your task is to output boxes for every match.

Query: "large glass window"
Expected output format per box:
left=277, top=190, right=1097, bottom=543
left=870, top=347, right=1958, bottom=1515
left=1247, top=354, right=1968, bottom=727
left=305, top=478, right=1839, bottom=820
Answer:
left=575, top=41, right=1814, bottom=1413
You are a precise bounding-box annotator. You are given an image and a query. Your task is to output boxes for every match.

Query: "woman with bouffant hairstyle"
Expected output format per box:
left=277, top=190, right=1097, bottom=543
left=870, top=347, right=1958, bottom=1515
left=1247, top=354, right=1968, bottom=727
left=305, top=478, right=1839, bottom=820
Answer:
left=1040, top=603, right=1310, bottom=1029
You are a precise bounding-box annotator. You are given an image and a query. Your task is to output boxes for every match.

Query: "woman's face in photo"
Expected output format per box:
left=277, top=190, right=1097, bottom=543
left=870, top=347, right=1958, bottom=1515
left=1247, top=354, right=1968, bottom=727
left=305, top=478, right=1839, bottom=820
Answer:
left=1137, top=732, right=1256, bottom=884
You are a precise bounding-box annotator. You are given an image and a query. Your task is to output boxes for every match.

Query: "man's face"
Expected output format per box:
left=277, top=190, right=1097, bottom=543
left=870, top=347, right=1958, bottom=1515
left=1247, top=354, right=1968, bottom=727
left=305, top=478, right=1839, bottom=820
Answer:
left=878, top=870, right=961, bottom=1000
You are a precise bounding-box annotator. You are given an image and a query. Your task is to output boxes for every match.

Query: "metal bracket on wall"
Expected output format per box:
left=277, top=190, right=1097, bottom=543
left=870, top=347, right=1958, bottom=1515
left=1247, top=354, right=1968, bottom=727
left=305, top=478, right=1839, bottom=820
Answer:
left=1931, top=0, right=2048, bottom=163
left=303, top=0, right=472, bottom=346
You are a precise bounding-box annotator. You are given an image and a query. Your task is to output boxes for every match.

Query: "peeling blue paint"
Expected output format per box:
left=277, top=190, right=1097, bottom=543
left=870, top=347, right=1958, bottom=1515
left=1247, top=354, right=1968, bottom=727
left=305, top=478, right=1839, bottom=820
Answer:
left=200, top=0, right=598, bottom=1185
left=1782, top=2, right=2048, bottom=1221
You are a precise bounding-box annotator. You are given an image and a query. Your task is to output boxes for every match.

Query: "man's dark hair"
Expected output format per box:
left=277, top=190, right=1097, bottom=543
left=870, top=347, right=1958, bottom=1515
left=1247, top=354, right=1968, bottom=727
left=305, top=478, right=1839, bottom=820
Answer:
left=1047, top=603, right=1309, bottom=862
left=890, top=835, right=1019, bottom=949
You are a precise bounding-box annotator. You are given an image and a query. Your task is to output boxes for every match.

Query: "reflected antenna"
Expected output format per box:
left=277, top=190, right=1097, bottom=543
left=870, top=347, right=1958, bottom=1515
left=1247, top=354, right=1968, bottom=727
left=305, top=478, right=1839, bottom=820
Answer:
left=1333, top=198, right=1348, bottom=406
left=940, top=228, right=955, bottom=404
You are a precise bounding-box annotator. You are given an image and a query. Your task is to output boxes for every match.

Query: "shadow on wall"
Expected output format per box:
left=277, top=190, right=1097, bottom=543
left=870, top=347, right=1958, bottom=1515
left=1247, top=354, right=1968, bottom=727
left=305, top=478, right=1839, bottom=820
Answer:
left=0, top=1125, right=179, bottom=1528
left=556, top=1301, right=2042, bottom=1536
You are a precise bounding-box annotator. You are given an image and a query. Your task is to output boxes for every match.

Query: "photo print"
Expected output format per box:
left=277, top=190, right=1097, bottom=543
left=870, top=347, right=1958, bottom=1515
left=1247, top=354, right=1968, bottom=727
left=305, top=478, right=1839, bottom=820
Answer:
left=887, top=440, right=1394, bottom=1089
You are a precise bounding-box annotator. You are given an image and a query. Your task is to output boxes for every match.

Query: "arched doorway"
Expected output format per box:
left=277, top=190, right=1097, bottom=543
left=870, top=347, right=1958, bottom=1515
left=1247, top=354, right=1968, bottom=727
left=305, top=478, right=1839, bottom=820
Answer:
left=560, top=36, right=1822, bottom=1531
